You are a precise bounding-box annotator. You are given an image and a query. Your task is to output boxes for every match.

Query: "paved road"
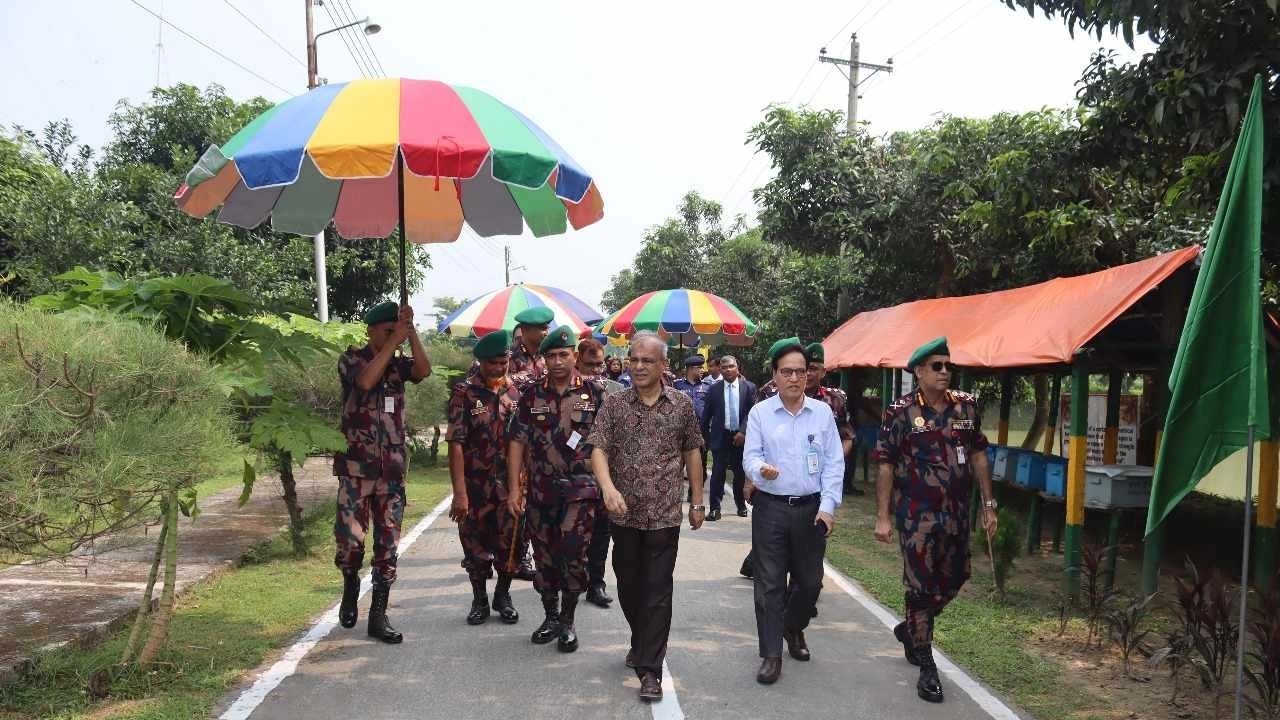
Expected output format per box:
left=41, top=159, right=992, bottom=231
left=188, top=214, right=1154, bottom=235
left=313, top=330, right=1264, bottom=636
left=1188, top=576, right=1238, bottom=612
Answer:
left=216, top=497, right=1022, bottom=720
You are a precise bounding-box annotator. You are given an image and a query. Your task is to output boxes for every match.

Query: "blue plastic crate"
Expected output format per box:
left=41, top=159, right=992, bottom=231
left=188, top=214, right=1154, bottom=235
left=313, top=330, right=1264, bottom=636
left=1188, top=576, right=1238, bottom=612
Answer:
left=1043, top=457, right=1067, bottom=497
left=992, top=447, right=1012, bottom=481
left=1016, top=453, right=1047, bottom=491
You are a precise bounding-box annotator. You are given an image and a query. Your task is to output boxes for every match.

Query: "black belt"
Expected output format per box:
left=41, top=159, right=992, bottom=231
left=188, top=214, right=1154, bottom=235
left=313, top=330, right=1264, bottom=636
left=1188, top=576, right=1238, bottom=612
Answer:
left=754, top=491, right=820, bottom=506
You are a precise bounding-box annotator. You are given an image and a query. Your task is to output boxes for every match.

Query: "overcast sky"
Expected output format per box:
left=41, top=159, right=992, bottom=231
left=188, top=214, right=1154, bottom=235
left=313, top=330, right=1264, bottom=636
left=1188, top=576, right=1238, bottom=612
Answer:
left=1, top=1, right=1150, bottom=322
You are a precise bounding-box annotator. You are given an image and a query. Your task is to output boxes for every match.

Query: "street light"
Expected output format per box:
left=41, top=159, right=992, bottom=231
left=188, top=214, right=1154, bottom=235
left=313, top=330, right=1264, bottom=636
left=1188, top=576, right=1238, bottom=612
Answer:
left=305, top=3, right=383, bottom=321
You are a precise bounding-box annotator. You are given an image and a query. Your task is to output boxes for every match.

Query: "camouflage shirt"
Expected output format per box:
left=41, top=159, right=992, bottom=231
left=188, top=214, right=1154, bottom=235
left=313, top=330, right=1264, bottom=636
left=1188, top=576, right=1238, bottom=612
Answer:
left=875, top=390, right=989, bottom=532
left=760, top=383, right=855, bottom=444
left=446, top=375, right=522, bottom=488
left=508, top=335, right=546, bottom=390
left=334, top=345, right=420, bottom=480
left=507, top=373, right=606, bottom=505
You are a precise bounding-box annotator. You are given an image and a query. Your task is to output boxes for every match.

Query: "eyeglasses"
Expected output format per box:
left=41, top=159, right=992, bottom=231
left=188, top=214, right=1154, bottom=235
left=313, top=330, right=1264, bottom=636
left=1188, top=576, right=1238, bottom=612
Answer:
left=929, top=361, right=959, bottom=373
left=777, top=368, right=807, bottom=379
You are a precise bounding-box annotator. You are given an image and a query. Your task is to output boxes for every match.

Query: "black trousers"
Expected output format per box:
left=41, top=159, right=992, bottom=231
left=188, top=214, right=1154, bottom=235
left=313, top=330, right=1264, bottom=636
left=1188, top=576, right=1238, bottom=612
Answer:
left=710, top=446, right=746, bottom=511
left=612, top=524, right=680, bottom=678
left=751, top=493, right=825, bottom=658
left=586, top=507, right=612, bottom=591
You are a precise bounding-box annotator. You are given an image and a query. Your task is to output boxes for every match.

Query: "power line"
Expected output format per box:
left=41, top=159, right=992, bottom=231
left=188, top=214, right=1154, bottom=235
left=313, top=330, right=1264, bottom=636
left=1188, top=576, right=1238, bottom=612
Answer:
left=332, top=0, right=383, bottom=77
left=220, top=0, right=306, bottom=68
left=823, top=0, right=875, bottom=49
left=853, top=0, right=895, bottom=34
left=896, top=1, right=996, bottom=65
left=128, top=0, right=291, bottom=95
left=889, top=0, right=980, bottom=59
left=320, top=1, right=372, bottom=78
left=336, top=0, right=387, bottom=77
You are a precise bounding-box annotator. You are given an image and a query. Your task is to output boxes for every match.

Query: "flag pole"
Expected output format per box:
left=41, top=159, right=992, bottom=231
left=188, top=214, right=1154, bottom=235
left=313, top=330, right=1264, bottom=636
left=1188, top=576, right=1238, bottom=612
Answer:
left=1235, top=424, right=1257, bottom=720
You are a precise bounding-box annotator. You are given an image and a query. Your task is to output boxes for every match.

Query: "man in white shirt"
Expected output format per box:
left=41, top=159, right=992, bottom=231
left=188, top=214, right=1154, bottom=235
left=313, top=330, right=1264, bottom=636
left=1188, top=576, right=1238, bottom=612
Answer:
left=743, top=337, right=844, bottom=685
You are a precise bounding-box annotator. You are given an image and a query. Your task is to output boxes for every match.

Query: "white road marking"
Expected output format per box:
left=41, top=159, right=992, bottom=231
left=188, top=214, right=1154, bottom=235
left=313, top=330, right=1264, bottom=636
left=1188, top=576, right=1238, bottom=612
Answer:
left=218, top=495, right=453, bottom=720
left=822, top=560, right=1022, bottom=720
left=649, top=659, right=684, bottom=720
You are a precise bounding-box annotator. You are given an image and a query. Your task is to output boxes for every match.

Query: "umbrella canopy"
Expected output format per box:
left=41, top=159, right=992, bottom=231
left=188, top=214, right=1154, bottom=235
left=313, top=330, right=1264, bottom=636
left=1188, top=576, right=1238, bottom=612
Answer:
left=438, top=284, right=602, bottom=338
left=173, top=78, right=605, bottom=302
left=596, top=288, right=757, bottom=347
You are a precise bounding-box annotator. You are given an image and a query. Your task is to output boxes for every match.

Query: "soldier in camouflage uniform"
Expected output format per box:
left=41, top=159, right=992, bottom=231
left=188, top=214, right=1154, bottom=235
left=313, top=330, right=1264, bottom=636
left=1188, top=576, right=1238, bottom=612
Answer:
left=447, top=330, right=524, bottom=626
left=334, top=301, right=431, bottom=644
left=874, top=337, right=996, bottom=703
left=506, top=326, right=606, bottom=653
left=508, top=307, right=552, bottom=388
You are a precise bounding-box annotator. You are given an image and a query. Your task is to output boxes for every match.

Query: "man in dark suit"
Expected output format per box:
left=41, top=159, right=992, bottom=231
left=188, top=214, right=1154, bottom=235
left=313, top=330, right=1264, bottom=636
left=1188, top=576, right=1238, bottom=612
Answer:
left=701, top=355, right=757, bottom=520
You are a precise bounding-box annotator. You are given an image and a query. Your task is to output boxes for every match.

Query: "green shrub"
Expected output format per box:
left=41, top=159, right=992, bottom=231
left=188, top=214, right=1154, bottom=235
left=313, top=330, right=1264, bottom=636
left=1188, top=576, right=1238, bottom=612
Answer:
left=0, top=301, right=233, bottom=561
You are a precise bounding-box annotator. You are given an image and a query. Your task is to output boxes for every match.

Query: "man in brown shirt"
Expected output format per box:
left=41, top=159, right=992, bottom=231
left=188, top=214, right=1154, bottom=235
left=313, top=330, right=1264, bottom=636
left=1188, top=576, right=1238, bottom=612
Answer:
left=590, top=330, right=706, bottom=703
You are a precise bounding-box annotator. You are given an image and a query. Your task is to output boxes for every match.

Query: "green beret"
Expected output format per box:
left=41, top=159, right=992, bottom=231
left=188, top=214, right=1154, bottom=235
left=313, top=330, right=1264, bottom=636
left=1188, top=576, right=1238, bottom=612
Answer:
left=767, top=336, right=804, bottom=362
left=363, top=301, right=399, bottom=326
left=804, top=342, right=825, bottom=364
left=473, top=329, right=511, bottom=360
left=539, top=325, right=576, bottom=354
left=907, top=336, right=950, bottom=370
left=514, top=306, right=554, bottom=326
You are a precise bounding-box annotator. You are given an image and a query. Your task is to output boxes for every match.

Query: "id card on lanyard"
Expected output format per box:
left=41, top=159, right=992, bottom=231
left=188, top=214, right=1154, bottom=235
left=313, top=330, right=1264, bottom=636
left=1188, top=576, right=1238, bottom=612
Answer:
left=806, top=434, right=819, bottom=475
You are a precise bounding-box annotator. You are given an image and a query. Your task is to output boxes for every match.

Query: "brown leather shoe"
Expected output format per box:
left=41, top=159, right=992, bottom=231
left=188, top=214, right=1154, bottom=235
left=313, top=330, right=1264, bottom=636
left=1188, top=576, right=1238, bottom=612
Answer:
left=756, top=657, right=782, bottom=684
left=639, top=671, right=663, bottom=701
left=784, top=629, right=810, bottom=661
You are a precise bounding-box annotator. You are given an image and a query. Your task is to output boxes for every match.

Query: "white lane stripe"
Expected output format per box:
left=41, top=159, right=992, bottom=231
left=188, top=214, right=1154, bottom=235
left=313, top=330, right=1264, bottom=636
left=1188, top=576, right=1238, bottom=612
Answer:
left=822, top=560, right=1022, bottom=720
left=219, top=495, right=453, bottom=720
left=650, top=659, right=684, bottom=720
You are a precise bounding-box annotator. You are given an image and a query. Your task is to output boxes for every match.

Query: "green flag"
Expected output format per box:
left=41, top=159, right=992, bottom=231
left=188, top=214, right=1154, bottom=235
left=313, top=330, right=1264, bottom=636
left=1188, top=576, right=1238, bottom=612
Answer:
left=1146, top=75, right=1269, bottom=536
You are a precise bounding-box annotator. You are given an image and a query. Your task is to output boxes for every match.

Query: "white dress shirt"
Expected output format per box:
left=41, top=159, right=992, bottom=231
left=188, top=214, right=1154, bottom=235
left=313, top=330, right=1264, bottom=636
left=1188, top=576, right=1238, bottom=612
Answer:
left=744, top=393, right=845, bottom=515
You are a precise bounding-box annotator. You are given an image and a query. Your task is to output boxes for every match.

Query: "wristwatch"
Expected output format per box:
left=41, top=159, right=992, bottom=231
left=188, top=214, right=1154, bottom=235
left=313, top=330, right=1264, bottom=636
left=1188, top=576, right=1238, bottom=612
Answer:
left=690, top=505, right=707, bottom=513
left=983, top=499, right=998, bottom=511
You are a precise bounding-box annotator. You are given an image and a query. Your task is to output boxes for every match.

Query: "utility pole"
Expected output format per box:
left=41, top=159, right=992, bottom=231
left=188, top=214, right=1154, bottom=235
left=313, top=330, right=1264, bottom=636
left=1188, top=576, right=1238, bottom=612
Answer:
left=304, top=1, right=328, bottom=321
left=819, top=34, right=892, bottom=388
left=504, top=245, right=525, bottom=286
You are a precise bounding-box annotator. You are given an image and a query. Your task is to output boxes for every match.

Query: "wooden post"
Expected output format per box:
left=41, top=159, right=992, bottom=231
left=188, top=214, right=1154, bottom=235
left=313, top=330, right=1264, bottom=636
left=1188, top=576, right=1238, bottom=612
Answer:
left=1104, top=369, right=1122, bottom=464
left=1043, top=374, right=1063, bottom=455
left=998, top=370, right=1013, bottom=446
left=881, top=368, right=893, bottom=412
left=1064, top=354, right=1089, bottom=600
left=1256, top=439, right=1280, bottom=590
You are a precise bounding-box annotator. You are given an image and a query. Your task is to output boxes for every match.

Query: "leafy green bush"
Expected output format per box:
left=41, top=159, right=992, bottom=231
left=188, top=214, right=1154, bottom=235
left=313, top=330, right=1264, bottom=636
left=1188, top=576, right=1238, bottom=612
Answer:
left=0, top=300, right=232, bottom=560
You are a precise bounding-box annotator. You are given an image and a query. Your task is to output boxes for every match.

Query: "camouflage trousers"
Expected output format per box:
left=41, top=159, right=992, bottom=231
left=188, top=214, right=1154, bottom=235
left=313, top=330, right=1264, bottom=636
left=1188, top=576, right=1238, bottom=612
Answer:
left=458, top=481, right=522, bottom=582
left=899, top=515, right=971, bottom=648
left=334, top=475, right=405, bottom=584
left=526, top=498, right=599, bottom=594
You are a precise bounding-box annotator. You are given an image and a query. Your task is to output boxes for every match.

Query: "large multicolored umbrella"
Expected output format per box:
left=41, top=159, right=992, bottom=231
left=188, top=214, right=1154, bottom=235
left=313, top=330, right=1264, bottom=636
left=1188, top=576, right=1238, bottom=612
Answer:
left=174, top=78, right=604, bottom=302
left=595, top=288, right=758, bottom=347
left=438, top=283, right=603, bottom=338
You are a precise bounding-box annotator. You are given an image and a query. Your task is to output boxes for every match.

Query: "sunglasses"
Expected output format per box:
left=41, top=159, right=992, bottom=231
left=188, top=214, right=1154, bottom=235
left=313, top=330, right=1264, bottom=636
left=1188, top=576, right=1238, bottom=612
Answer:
left=929, top=361, right=959, bottom=373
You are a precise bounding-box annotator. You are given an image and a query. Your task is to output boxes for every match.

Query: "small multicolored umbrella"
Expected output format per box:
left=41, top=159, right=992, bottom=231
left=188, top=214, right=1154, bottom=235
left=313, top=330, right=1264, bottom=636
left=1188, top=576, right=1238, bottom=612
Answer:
left=174, top=78, right=604, bottom=303
left=595, top=288, right=758, bottom=347
left=438, top=283, right=603, bottom=338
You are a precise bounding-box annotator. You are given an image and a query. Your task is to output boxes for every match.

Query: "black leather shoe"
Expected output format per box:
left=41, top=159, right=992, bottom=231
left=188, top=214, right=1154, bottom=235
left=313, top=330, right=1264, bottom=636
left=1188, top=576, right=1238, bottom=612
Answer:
left=639, top=671, right=663, bottom=701
left=918, top=665, right=944, bottom=703
left=339, top=569, right=360, bottom=629
left=707, top=508, right=722, bottom=521
left=531, top=592, right=560, bottom=644
left=894, top=621, right=920, bottom=666
left=492, top=591, right=519, bottom=624
left=367, top=581, right=403, bottom=644
left=515, top=553, right=537, bottom=581
left=586, top=586, right=613, bottom=608
left=736, top=507, right=749, bottom=517
left=756, top=657, right=782, bottom=685
left=784, top=629, right=810, bottom=661
left=466, top=594, right=490, bottom=625
left=557, top=593, right=580, bottom=653
left=739, top=560, right=754, bottom=579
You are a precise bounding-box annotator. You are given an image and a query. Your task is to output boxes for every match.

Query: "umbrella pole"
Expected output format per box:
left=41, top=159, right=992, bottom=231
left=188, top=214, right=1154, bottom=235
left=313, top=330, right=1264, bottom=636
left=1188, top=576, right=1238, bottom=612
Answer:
left=397, top=157, right=407, bottom=307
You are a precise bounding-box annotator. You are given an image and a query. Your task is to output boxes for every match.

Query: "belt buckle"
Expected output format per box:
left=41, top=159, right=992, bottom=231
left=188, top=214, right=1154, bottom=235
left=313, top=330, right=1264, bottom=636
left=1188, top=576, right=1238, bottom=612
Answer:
left=786, top=496, right=802, bottom=506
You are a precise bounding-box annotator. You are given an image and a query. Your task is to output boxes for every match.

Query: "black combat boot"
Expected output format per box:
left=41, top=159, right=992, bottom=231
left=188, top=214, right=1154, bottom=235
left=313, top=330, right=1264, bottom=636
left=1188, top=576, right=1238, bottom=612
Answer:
left=467, top=578, right=490, bottom=626
left=531, top=591, right=560, bottom=644
left=367, top=580, right=403, bottom=644
left=557, top=592, right=580, bottom=653
left=491, top=573, right=519, bottom=624
left=894, top=621, right=920, bottom=666
left=339, top=569, right=361, bottom=629
left=916, top=645, right=944, bottom=703
left=515, top=549, right=537, bottom=581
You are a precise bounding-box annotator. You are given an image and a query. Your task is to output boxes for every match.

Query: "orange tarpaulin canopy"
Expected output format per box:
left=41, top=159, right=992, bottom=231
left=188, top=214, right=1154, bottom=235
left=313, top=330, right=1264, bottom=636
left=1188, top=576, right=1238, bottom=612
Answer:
left=824, top=246, right=1201, bottom=370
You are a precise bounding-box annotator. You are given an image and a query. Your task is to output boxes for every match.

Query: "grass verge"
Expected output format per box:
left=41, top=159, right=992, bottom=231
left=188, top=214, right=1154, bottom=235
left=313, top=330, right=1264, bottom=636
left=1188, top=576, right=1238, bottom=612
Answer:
left=0, top=467, right=451, bottom=720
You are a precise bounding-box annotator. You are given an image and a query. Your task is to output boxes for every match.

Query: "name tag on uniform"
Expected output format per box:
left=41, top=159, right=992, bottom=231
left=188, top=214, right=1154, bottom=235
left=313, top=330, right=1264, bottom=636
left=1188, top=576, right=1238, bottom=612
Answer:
left=572, top=401, right=596, bottom=411
left=566, top=431, right=582, bottom=450
left=951, top=419, right=974, bottom=430
left=531, top=406, right=553, bottom=415
left=469, top=400, right=489, bottom=416
left=384, top=396, right=395, bottom=414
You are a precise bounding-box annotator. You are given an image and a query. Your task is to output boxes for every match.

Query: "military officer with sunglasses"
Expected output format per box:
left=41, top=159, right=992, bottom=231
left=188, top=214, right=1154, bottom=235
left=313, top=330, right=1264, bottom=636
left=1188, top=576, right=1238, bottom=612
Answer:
left=874, top=337, right=996, bottom=705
